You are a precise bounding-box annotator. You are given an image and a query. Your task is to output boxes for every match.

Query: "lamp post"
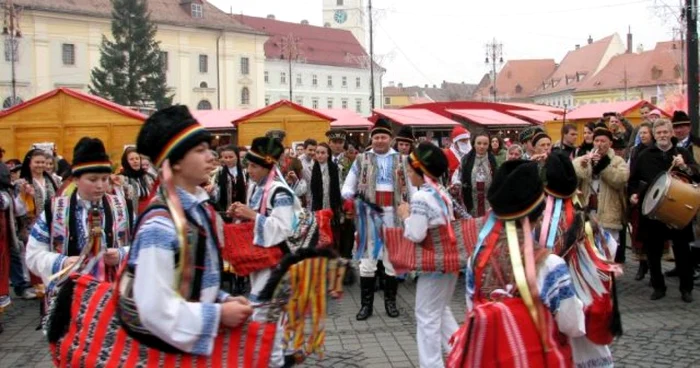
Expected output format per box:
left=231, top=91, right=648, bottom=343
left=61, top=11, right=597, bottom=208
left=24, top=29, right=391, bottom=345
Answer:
left=2, top=0, right=22, bottom=108
left=484, top=38, right=504, bottom=103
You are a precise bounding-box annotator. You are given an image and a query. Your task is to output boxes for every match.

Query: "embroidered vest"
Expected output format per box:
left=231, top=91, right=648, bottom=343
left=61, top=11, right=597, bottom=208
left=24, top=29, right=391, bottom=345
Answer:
left=356, top=151, right=408, bottom=209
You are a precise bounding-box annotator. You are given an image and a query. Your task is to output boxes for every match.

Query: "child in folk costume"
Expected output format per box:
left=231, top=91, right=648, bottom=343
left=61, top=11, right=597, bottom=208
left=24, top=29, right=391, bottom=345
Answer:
left=448, top=160, right=585, bottom=368
left=227, top=136, right=304, bottom=367
left=121, top=105, right=252, bottom=355
left=18, top=149, right=60, bottom=296
left=25, top=137, right=130, bottom=290
left=342, top=118, right=415, bottom=321
left=396, top=143, right=459, bottom=368
left=537, top=151, right=579, bottom=255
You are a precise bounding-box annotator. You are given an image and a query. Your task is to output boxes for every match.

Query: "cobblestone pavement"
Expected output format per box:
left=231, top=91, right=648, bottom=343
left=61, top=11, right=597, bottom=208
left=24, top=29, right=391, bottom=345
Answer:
left=2, top=252, right=700, bottom=367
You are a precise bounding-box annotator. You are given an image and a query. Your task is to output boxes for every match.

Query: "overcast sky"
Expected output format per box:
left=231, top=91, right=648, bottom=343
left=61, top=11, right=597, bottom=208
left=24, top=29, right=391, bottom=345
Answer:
left=208, top=0, right=680, bottom=87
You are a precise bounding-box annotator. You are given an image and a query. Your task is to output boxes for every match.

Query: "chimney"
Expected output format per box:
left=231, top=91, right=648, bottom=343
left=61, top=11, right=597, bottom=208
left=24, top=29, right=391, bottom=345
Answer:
left=433, top=84, right=437, bottom=88
left=324, top=22, right=331, bottom=27
left=587, top=35, right=593, bottom=45
left=626, top=26, right=633, bottom=53
left=266, top=14, right=275, bottom=19
left=575, top=44, right=580, bottom=50
left=301, top=19, right=309, bottom=25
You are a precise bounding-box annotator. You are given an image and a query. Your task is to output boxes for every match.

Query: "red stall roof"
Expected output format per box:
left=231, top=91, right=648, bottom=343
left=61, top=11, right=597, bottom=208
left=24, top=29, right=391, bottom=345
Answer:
left=500, top=102, right=565, bottom=113
left=318, top=109, right=372, bottom=128
left=507, top=110, right=564, bottom=124
left=191, top=110, right=248, bottom=130
left=566, top=100, right=668, bottom=120
left=373, top=108, right=459, bottom=127
left=447, top=109, right=532, bottom=127
left=233, top=100, right=335, bottom=124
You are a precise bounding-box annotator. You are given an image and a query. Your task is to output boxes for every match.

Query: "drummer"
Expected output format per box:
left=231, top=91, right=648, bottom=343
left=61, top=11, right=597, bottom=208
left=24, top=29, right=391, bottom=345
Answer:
left=628, top=118, right=700, bottom=303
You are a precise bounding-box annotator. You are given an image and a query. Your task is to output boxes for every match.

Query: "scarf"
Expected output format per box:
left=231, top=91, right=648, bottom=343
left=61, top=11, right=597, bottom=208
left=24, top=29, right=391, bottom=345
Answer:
left=310, top=161, right=341, bottom=215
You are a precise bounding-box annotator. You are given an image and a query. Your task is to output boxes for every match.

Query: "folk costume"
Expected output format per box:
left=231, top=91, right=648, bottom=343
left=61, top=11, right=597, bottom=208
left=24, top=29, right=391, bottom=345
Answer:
left=448, top=160, right=585, bottom=368
left=404, top=143, right=459, bottom=368
left=266, top=129, right=308, bottom=201
left=394, top=126, right=416, bottom=155
left=118, top=147, right=155, bottom=217
left=341, top=119, right=414, bottom=320
left=444, top=126, right=471, bottom=178
left=25, top=138, right=130, bottom=290
left=0, top=163, right=25, bottom=312
left=518, top=126, right=545, bottom=160
left=537, top=151, right=579, bottom=255
left=672, top=110, right=700, bottom=269
left=455, top=147, right=497, bottom=218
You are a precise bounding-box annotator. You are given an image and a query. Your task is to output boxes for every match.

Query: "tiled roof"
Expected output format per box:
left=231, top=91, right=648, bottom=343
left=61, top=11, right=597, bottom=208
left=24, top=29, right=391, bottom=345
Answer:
left=0, top=87, right=146, bottom=120
left=373, top=109, right=459, bottom=127
left=447, top=109, right=532, bottom=127
left=8, top=0, right=260, bottom=34
left=500, top=102, right=564, bottom=113
left=383, top=81, right=478, bottom=102
left=534, top=34, right=624, bottom=96
left=577, top=41, right=683, bottom=92
left=506, top=110, right=563, bottom=124
left=232, top=14, right=368, bottom=69
left=472, top=59, right=556, bottom=101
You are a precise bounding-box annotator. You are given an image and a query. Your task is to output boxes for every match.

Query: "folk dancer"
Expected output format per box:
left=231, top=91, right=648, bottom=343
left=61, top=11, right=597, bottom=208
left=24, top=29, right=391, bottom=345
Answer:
left=18, top=148, right=61, bottom=297
left=122, top=105, right=252, bottom=355
left=342, top=118, right=414, bottom=320
left=628, top=119, right=699, bottom=303
left=671, top=110, right=700, bottom=278
left=396, top=143, right=459, bottom=368
left=228, top=136, right=304, bottom=367
left=266, top=130, right=308, bottom=204
left=573, top=123, right=630, bottom=243
left=452, top=130, right=497, bottom=218
left=517, top=126, right=545, bottom=160
left=447, top=160, right=585, bottom=367
left=310, top=143, right=343, bottom=252
left=209, top=144, right=248, bottom=295
left=0, top=162, right=26, bottom=333
left=394, top=126, right=415, bottom=155
left=536, top=151, right=579, bottom=255
left=444, top=125, right=471, bottom=179
left=25, top=137, right=130, bottom=300
left=530, top=131, right=553, bottom=161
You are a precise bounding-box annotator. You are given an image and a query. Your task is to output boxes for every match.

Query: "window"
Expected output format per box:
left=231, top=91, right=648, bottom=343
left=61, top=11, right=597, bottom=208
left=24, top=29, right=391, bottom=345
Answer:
left=295, top=96, right=304, bottom=105
left=384, top=97, right=391, bottom=105
left=312, top=74, right=318, bottom=86
left=2, top=96, right=22, bottom=109
left=199, top=81, right=208, bottom=88
left=312, top=97, right=319, bottom=109
left=160, top=51, right=168, bottom=71
left=280, top=72, right=287, bottom=84
left=355, top=77, right=361, bottom=88
left=62, top=44, right=75, bottom=66
left=197, top=100, right=212, bottom=110
left=4, top=38, right=18, bottom=62
left=296, top=73, right=302, bottom=86
left=191, top=3, right=203, bottom=18
left=265, top=96, right=271, bottom=106
left=651, top=96, right=658, bottom=105
left=264, top=71, right=269, bottom=83
left=342, top=76, right=347, bottom=87
left=341, top=98, right=348, bottom=109
left=515, top=84, right=523, bottom=94
left=327, top=75, right=333, bottom=87
left=241, top=87, right=250, bottom=105
left=326, top=97, right=333, bottom=109
left=337, top=0, right=344, bottom=6
left=355, top=98, right=362, bottom=113
left=199, top=54, right=208, bottom=73
left=240, top=57, right=250, bottom=75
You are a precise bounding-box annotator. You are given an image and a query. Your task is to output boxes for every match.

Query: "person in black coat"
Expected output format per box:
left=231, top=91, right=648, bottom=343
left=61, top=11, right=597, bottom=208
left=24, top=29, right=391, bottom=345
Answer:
left=628, top=119, right=700, bottom=303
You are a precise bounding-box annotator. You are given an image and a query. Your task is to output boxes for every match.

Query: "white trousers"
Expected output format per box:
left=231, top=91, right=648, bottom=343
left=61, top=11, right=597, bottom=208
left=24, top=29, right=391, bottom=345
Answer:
left=358, top=206, right=396, bottom=277
left=415, top=274, right=459, bottom=368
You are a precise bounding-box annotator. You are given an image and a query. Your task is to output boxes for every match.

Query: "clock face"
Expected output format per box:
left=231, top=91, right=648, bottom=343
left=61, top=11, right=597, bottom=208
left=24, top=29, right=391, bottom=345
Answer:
left=334, top=10, right=348, bottom=24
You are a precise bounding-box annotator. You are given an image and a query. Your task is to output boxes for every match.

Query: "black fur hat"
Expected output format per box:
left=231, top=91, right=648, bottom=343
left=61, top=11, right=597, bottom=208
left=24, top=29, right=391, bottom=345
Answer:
left=593, top=122, right=613, bottom=141
left=672, top=110, right=691, bottom=126
left=325, top=129, right=347, bottom=142
left=395, top=126, right=415, bottom=144
left=371, top=118, right=393, bottom=137
left=71, top=137, right=112, bottom=176
left=136, top=105, right=211, bottom=167
left=408, top=142, right=448, bottom=179
left=518, top=126, right=544, bottom=143
left=544, top=151, right=578, bottom=198
left=247, top=136, right=284, bottom=169
left=531, top=131, right=551, bottom=146
left=487, top=160, right=544, bottom=220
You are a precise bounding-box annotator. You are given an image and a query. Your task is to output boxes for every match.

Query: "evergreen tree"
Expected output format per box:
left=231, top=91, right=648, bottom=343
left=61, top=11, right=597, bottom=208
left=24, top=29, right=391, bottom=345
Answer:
left=89, top=0, right=172, bottom=109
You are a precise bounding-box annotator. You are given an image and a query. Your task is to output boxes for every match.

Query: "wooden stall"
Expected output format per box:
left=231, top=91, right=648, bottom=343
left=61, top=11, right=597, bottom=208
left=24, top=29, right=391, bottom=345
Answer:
left=233, top=100, right=334, bottom=147
left=0, top=88, right=145, bottom=162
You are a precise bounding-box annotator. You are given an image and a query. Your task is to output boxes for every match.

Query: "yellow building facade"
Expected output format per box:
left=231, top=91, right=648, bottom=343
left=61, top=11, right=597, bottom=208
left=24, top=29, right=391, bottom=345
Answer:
left=573, top=89, right=644, bottom=106
left=1, top=1, right=268, bottom=110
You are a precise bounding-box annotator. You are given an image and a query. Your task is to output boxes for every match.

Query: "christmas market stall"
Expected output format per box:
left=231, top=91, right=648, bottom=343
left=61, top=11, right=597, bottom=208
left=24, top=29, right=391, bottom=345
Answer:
left=372, top=108, right=459, bottom=147
left=447, top=109, right=534, bottom=142
left=0, top=88, right=145, bottom=161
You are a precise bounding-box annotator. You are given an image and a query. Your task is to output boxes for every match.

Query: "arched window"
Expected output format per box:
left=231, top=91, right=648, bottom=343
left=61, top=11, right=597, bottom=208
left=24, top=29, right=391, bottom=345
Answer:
left=197, top=99, right=212, bottom=110
left=2, top=96, right=23, bottom=109
left=241, top=87, right=250, bottom=105
left=199, top=81, right=208, bottom=88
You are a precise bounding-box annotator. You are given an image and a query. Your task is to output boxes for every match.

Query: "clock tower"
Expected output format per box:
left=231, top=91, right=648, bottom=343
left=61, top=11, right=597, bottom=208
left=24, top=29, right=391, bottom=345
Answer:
left=323, top=0, right=366, bottom=49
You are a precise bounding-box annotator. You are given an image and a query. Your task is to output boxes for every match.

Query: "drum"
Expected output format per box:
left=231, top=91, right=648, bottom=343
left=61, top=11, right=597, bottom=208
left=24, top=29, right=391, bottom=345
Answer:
left=642, top=172, right=700, bottom=229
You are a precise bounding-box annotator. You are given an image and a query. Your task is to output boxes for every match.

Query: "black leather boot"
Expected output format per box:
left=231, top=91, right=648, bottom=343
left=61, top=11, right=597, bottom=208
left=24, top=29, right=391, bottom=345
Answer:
left=356, top=277, right=375, bottom=321
left=635, top=261, right=648, bottom=281
left=375, top=261, right=386, bottom=292
left=383, top=276, right=400, bottom=318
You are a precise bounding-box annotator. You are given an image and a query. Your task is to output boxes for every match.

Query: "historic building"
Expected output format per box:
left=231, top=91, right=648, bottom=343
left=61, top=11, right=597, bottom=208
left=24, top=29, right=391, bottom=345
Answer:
left=322, top=0, right=366, bottom=49
left=233, top=13, right=382, bottom=116
left=471, top=59, right=557, bottom=103
left=0, top=0, right=267, bottom=110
